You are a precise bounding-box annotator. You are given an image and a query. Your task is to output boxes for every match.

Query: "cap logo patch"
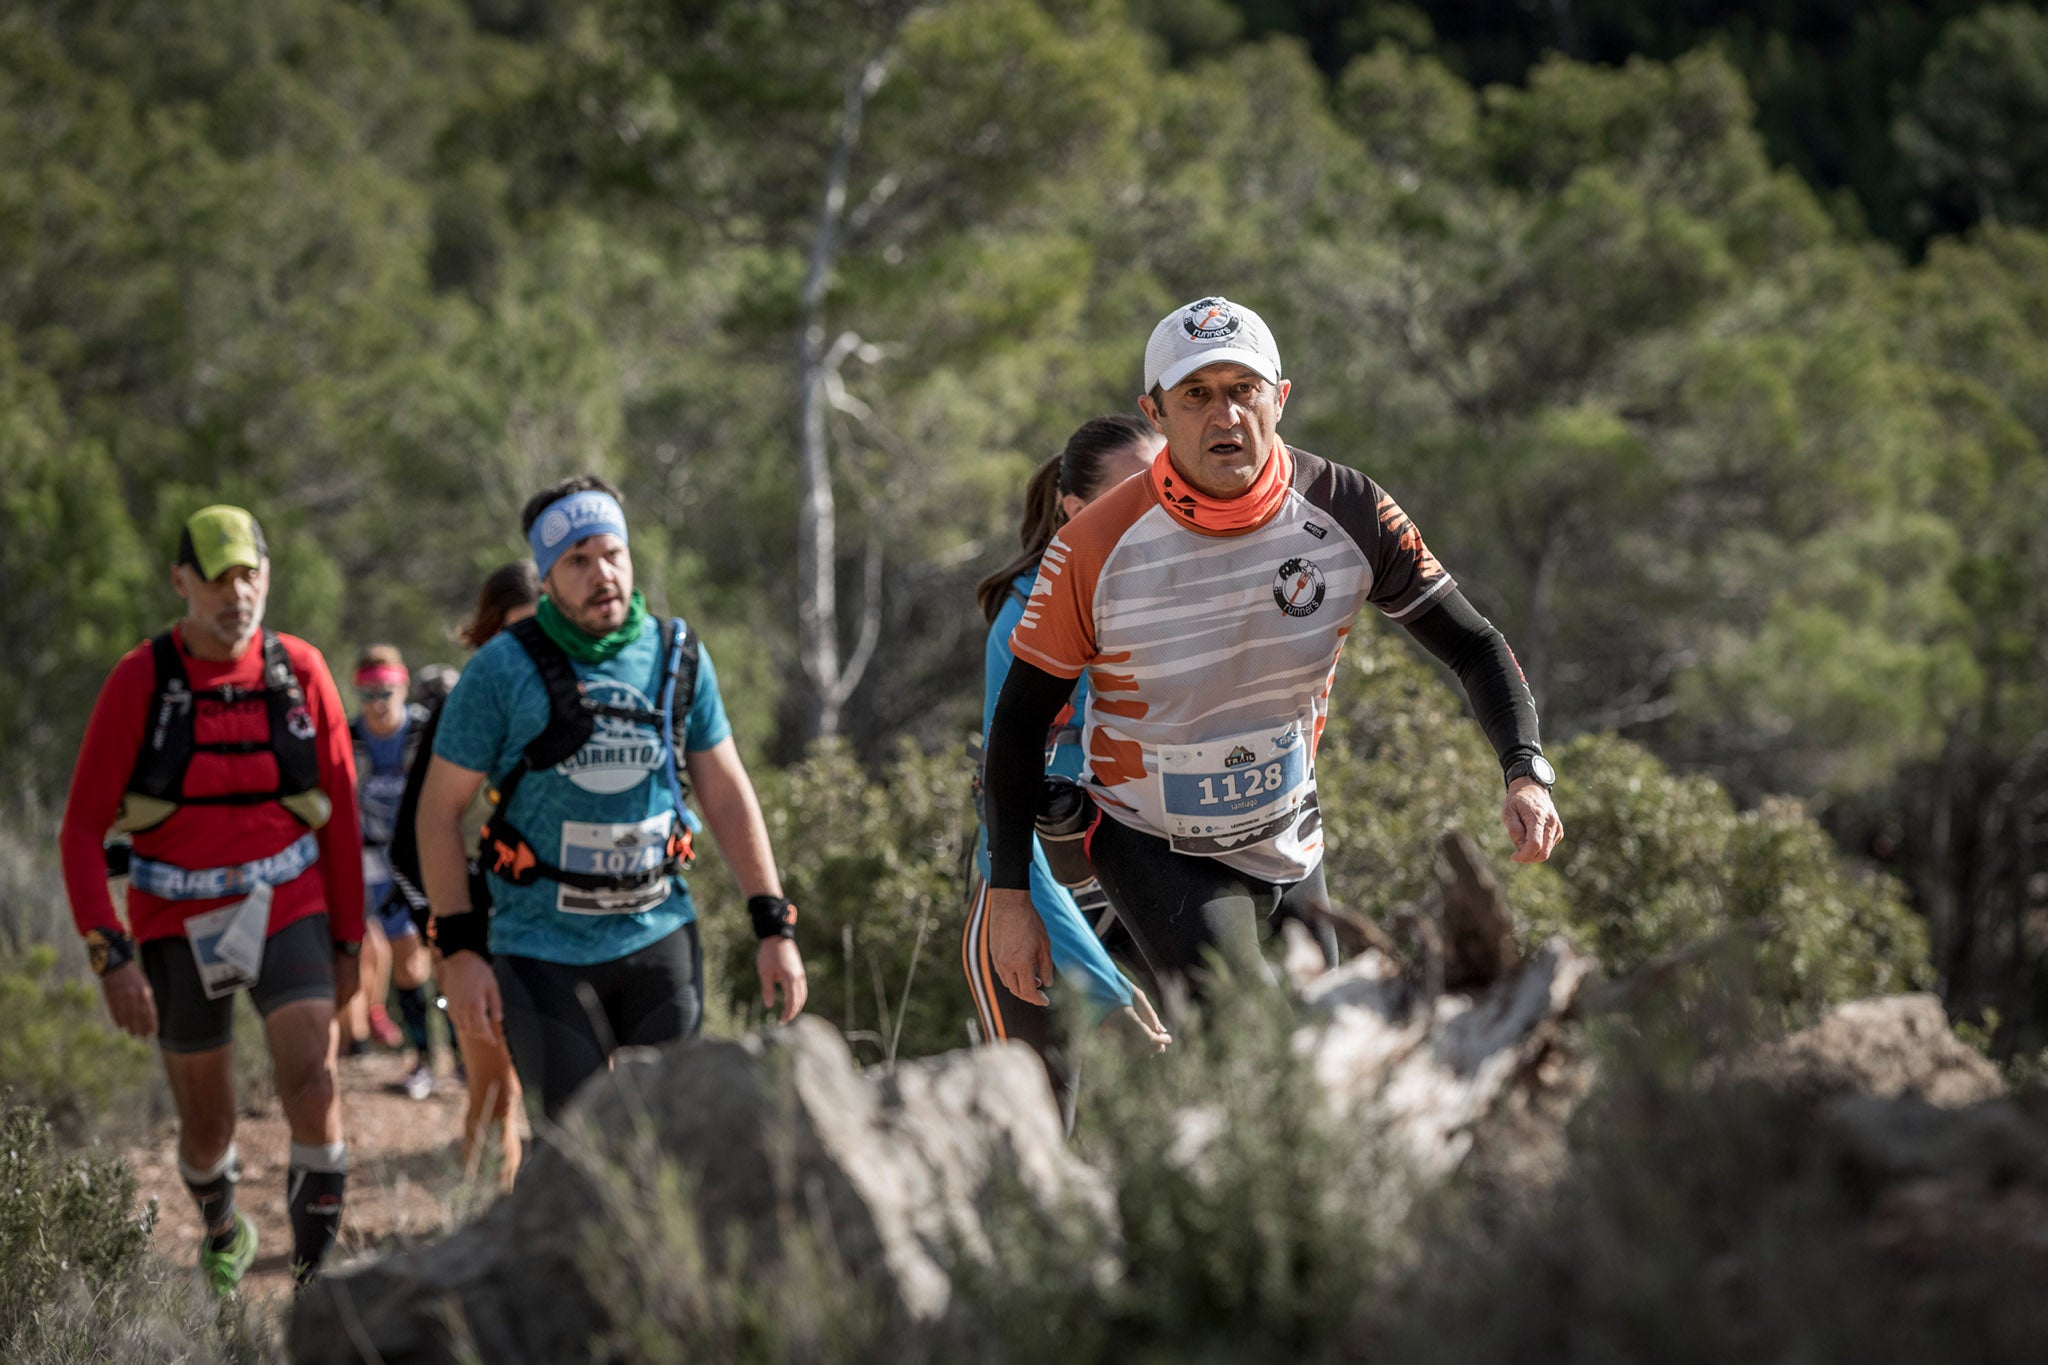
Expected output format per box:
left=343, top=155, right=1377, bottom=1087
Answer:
left=1182, top=297, right=1242, bottom=344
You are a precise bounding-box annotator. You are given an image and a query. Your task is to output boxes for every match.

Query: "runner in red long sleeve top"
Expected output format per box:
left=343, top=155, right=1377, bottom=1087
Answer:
left=59, top=627, right=365, bottom=945
left=55, top=504, right=359, bottom=1295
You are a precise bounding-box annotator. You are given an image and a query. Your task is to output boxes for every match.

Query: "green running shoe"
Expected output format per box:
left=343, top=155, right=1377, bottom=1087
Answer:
left=198, top=1211, right=257, bottom=1296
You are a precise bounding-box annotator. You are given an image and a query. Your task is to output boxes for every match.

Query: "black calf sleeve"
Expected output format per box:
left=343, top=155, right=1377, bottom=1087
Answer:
left=180, top=1144, right=240, bottom=1248
left=287, top=1141, right=347, bottom=1285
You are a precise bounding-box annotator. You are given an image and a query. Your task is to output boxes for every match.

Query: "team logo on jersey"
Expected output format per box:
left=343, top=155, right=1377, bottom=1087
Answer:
left=1181, top=297, right=1242, bottom=342
left=556, top=678, right=664, bottom=794
left=1274, top=558, right=1325, bottom=617
left=286, top=705, right=316, bottom=740
left=1304, top=521, right=1328, bottom=540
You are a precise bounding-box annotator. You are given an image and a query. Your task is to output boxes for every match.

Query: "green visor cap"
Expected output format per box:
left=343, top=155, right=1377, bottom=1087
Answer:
left=177, top=505, right=268, bottom=580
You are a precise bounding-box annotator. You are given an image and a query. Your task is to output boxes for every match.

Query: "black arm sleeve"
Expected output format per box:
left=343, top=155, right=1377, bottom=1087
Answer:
left=1401, top=588, right=1543, bottom=778
left=984, top=660, right=1079, bottom=890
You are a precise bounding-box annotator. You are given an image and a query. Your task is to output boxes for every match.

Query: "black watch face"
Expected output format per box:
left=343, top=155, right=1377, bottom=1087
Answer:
left=1529, top=755, right=1556, bottom=787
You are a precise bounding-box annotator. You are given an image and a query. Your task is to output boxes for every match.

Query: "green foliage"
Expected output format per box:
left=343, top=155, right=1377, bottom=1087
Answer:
left=2, top=0, right=2041, bottom=1061
left=1546, top=739, right=1930, bottom=1012
left=0, top=337, right=154, bottom=793
left=695, top=740, right=978, bottom=1061
left=0, top=1099, right=278, bottom=1363
left=0, top=946, right=157, bottom=1143
left=0, top=1101, right=154, bottom=1344
left=1898, top=5, right=2048, bottom=233
left=955, top=983, right=1393, bottom=1361
left=1316, top=634, right=1929, bottom=1013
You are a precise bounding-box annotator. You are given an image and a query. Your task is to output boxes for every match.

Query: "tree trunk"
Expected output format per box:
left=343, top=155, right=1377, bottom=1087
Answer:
left=794, top=50, right=891, bottom=743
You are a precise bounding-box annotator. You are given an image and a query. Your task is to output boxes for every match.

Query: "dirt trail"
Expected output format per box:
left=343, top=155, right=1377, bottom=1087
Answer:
left=126, top=1048, right=517, bottom=1305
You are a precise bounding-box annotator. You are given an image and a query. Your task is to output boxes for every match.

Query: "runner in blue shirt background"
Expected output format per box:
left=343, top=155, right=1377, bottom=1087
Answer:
left=348, top=644, right=438, bottom=1096
left=965, top=414, right=1172, bottom=1129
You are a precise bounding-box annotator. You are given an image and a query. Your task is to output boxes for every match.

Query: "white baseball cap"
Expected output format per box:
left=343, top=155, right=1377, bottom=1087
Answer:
left=1143, top=295, right=1283, bottom=393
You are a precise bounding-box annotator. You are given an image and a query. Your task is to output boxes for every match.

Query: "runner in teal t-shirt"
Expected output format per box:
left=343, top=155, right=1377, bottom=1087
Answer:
left=415, top=476, right=808, bottom=1119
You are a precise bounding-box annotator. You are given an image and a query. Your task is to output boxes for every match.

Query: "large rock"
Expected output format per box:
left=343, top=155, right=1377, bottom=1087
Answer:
left=289, top=1018, right=1106, bottom=1365
left=1722, top=993, right=2005, bottom=1107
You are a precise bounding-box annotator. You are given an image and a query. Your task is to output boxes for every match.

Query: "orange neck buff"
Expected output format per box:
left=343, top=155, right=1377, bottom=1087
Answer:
left=1150, top=442, right=1294, bottom=535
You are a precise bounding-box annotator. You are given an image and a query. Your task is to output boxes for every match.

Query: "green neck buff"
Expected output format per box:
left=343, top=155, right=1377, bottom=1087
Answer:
left=536, top=589, right=648, bottom=663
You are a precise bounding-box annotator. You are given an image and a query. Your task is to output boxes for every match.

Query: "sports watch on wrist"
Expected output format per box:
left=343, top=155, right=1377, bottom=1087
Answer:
left=1503, top=754, right=1556, bottom=791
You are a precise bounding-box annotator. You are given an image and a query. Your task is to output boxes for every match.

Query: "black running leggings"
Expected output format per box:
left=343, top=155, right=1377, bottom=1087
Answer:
left=1088, top=816, right=1332, bottom=1005
left=494, top=922, right=703, bottom=1119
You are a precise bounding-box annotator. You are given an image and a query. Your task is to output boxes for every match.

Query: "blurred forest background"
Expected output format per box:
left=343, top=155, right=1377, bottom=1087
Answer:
left=5, top=0, right=2048, bottom=1062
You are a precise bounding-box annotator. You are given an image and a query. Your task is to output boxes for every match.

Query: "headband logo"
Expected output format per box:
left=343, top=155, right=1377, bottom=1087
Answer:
left=539, top=509, right=573, bottom=548
left=1182, top=297, right=1242, bottom=343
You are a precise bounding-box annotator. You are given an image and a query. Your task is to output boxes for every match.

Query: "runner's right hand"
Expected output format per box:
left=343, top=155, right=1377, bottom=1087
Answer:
left=439, top=950, right=503, bottom=1043
left=99, top=961, right=158, bottom=1039
left=987, top=886, right=1054, bottom=1006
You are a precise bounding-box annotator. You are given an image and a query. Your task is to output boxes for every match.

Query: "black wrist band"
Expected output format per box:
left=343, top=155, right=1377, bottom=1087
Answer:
left=432, top=909, right=492, bottom=961
left=85, top=927, right=135, bottom=977
left=748, top=894, right=798, bottom=941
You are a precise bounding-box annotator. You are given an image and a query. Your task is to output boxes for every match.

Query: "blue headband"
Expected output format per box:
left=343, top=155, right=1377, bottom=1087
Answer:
left=528, top=490, right=629, bottom=580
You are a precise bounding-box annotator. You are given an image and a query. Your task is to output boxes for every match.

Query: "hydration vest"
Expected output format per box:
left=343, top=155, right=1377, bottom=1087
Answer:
left=118, top=630, right=333, bottom=834
left=478, top=616, right=700, bottom=895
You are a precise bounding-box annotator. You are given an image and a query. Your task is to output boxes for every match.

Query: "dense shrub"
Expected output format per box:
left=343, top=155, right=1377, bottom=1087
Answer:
left=952, top=982, right=1397, bottom=1362
left=0, top=1099, right=277, bottom=1362
left=1317, top=636, right=1931, bottom=1011
left=694, top=739, right=978, bottom=1061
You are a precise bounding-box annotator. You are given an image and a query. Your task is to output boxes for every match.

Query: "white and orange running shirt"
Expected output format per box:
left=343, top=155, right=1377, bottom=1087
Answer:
left=1010, top=443, right=1453, bottom=884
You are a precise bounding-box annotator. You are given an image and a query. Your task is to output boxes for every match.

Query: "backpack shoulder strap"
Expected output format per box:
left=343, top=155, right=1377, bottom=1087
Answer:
left=661, top=618, right=701, bottom=757
left=506, top=616, right=595, bottom=771
left=261, top=631, right=321, bottom=796
left=259, top=630, right=298, bottom=697
left=127, top=631, right=193, bottom=799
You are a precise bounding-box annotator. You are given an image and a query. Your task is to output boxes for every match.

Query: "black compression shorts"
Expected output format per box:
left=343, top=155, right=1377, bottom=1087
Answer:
left=1087, top=816, right=1332, bottom=999
left=140, top=912, right=337, bottom=1054
left=494, top=922, right=704, bottom=1120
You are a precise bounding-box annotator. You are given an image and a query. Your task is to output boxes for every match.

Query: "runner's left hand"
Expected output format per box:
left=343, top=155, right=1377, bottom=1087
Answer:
left=1503, top=778, right=1564, bottom=863
left=1110, top=984, right=1172, bottom=1051
left=332, top=949, right=361, bottom=1011
left=757, top=937, right=807, bottom=1023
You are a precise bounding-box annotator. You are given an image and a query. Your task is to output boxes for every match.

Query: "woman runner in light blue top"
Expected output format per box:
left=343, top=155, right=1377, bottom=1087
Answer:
left=964, top=413, right=1170, bottom=1128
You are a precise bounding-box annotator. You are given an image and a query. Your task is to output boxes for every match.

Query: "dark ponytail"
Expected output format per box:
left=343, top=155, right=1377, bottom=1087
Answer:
left=975, top=412, right=1156, bottom=623
left=460, top=560, right=542, bottom=648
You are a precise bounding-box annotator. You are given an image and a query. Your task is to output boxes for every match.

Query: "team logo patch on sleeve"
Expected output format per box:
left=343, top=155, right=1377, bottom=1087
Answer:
left=1273, top=558, right=1326, bottom=617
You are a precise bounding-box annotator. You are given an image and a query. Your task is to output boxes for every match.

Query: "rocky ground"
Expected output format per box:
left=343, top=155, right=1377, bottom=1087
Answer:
left=124, top=1047, right=516, bottom=1306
